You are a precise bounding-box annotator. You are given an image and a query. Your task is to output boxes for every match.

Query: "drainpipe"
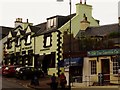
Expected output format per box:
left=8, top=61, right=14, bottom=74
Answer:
left=33, top=36, right=35, bottom=67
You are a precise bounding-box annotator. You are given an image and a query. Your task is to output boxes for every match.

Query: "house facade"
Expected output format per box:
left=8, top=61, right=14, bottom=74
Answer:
left=1, top=1, right=120, bottom=87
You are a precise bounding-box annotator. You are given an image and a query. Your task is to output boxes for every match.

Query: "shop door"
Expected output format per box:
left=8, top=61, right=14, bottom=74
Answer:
left=101, top=59, right=110, bottom=83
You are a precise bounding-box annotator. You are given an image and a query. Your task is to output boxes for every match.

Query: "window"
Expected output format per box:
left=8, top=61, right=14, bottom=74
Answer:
left=27, top=35, right=31, bottom=44
left=50, top=19, right=54, bottom=27
left=7, top=39, right=12, bottom=49
left=46, top=36, right=50, bottom=46
left=25, top=34, right=31, bottom=45
left=113, top=57, right=120, bottom=74
left=47, top=18, right=56, bottom=29
left=44, top=34, right=52, bottom=48
left=16, top=37, right=20, bottom=46
left=90, top=60, right=97, bottom=75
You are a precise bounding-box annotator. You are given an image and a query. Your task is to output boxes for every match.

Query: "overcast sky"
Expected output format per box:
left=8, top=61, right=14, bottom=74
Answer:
left=0, top=0, right=119, bottom=27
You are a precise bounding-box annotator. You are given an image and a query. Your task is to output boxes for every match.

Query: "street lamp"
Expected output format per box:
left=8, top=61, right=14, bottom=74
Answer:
left=57, top=0, right=72, bottom=88
left=69, top=0, right=72, bottom=89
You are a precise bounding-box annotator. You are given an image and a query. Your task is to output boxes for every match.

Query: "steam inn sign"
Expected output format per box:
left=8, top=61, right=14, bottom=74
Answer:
left=88, top=49, right=120, bottom=56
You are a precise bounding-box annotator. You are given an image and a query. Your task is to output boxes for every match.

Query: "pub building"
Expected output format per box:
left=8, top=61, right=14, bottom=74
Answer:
left=34, top=15, right=76, bottom=75
left=2, top=1, right=120, bottom=87
left=3, top=18, right=41, bottom=67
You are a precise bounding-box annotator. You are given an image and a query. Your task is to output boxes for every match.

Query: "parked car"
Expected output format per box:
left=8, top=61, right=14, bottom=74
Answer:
left=3, top=65, right=21, bottom=77
left=15, top=66, right=44, bottom=80
left=1, top=65, right=9, bottom=75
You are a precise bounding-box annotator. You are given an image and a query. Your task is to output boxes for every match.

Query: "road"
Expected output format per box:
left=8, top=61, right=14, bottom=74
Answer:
left=1, top=76, right=32, bottom=90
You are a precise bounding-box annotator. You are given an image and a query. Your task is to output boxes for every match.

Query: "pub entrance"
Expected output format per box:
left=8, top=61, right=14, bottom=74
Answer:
left=101, top=59, right=110, bottom=83
left=42, top=52, right=55, bottom=75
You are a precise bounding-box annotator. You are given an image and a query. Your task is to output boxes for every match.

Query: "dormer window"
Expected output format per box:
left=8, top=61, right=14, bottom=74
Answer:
left=43, top=34, right=52, bottom=48
left=7, top=39, right=12, bottom=49
left=27, top=35, right=31, bottom=44
left=50, top=19, right=54, bottom=27
left=25, top=34, right=31, bottom=45
left=47, top=18, right=56, bottom=29
left=16, top=37, right=20, bottom=47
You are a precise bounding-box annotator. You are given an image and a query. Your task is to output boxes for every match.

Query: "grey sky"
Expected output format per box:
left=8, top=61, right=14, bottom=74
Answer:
left=0, top=0, right=119, bottom=27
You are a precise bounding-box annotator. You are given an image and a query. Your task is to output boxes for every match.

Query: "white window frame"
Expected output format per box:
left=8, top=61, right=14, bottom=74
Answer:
left=46, top=36, right=51, bottom=46
left=17, top=38, right=20, bottom=46
left=90, top=60, right=97, bottom=75
left=47, top=18, right=56, bottom=29
left=50, top=19, right=54, bottom=27
left=113, top=58, right=119, bottom=74
left=27, top=35, right=31, bottom=44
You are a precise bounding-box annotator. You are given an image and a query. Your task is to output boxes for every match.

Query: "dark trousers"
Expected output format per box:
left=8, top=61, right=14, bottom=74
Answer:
left=50, top=82, right=58, bottom=90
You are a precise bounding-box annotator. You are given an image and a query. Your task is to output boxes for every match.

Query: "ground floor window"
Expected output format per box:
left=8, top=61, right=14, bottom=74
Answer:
left=112, top=56, right=120, bottom=74
left=70, top=66, right=83, bottom=83
left=90, top=60, right=97, bottom=75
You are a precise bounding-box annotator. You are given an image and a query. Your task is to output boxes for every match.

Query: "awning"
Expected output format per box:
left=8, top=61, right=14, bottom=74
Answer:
left=64, top=57, right=83, bottom=67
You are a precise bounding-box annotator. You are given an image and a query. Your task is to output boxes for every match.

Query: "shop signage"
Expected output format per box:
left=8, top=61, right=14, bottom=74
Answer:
left=88, top=49, right=120, bottom=56
left=64, top=57, right=83, bottom=67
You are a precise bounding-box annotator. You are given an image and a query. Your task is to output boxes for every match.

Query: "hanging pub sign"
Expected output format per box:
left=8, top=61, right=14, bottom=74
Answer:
left=88, top=49, right=120, bottom=57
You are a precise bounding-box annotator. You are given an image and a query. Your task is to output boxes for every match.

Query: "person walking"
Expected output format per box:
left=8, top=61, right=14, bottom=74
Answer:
left=59, top=73, right=67, bottom=89
left=50, top=73, right=58, bottom=90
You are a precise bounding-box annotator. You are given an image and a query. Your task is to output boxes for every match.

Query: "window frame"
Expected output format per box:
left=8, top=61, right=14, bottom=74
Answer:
left=7, top=38, right=12, bottom=49
left=15, top=36, right=21, bottom=47
left=25, top=34, right=31, bottom=45
left=43, top=33, right=52, bottom=48
left=112, top=57, right=119, bottom=74
left=90, top=60, right=97, bottom=75
left=47, top=18, right=56, bottom=29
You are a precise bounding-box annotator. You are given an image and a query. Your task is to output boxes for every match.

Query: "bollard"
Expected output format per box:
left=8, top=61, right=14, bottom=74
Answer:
left=98, top=73, right=104, bottom=86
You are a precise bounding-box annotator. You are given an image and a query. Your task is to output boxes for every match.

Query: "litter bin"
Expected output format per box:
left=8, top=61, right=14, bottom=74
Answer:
left=98, top=73, right=104, bottom=86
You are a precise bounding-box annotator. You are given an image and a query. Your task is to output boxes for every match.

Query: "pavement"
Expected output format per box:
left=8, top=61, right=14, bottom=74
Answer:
left=3, top=76, right=120, bottom=90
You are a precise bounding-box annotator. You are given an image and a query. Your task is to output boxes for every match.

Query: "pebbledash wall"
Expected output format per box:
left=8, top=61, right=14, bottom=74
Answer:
left=34, top=1, right=99, bottom=76
left=3, top=1, right=99, bottom=76
left=2, top=1, right=120, bottom=87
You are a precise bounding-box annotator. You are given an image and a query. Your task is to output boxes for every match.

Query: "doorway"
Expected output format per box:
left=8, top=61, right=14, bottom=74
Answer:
left=101, top=59, right=110, bottom=83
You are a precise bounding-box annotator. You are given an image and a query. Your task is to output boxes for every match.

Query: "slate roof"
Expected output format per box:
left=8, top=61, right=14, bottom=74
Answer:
left=35, top=14, right=76, bottom=36
left=0, top=26, right=13, bottom=39
left=76, top=23, right=120, bottom=38
left=33, top=22, right=47, bottom=36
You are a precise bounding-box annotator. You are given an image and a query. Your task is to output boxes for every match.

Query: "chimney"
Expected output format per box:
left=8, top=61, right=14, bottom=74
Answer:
left=15, top=18, right=22, bottom=23
left=14, top=18, right=22, bottom=27
left=80, top=0, right=82, bottom=4
left=27, top=19, right=29, bottom=23
left=84, top=0, right=86, bottom=4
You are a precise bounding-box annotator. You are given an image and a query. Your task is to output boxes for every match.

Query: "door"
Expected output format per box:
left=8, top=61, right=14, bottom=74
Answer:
left=101, top=59, right=110, bottom=83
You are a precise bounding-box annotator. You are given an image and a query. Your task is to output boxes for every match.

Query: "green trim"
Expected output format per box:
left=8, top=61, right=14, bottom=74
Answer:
left=88, top=49, right=120, bottom=56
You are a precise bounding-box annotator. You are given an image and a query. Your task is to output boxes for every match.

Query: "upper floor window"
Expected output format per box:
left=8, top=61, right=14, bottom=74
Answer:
left=47, top=18, right=56, bottom=29
left=43, top=34, right=52, bottom=48
left=27, top=35, right=31, bottom=44
left=16, top=37, right=20, bottom=47
left=25, top=34, right=31, bottom=45
left=7, top=39, right=12, bottom=49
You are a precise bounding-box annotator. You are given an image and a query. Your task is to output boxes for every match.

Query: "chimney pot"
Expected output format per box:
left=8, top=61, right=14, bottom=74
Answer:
left=27, top=19, right=29, bottom=23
